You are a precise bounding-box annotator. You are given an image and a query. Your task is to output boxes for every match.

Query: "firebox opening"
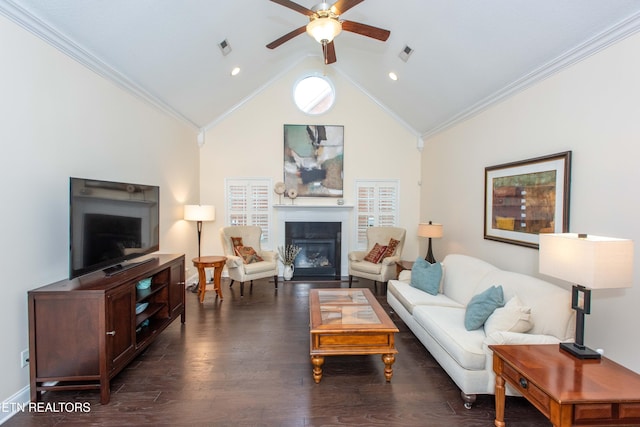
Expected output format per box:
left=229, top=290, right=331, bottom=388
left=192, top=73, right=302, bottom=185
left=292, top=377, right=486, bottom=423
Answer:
left=285, top=222, right=341, bottom=279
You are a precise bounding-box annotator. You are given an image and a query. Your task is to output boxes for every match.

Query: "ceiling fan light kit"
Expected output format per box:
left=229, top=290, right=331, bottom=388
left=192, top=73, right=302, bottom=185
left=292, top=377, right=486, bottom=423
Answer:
left=306, top=16, right=342, bottom=44
left=267, top=0, right=390, bottom=65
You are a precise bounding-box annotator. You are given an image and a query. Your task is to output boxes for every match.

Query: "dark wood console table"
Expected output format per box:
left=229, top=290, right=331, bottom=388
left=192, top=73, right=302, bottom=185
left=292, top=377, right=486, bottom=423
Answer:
left=491, top=344, right=640, bottom=426
left=28, top=253, right=185, bottom=404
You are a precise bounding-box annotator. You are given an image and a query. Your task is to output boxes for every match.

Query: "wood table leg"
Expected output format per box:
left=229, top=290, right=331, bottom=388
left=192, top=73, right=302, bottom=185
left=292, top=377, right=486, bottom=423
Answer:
left=197, top=266, right=207, bottom=303
left=311, top=355, right=324, bottom=383
left=212, top=263, right=224, bottom=300
left=494, top=374, right=506, bottom=427
left=382, top=353, right=395, bottom=382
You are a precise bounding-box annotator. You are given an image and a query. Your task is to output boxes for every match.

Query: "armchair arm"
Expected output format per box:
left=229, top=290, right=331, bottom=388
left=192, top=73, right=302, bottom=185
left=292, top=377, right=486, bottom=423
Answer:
left=259, top=250, right=277, bottom=263
left=398, top=269, right=411, bottom=282
left=349, top=251, right=367, bottom=262
left=225, top=255, right=244, bottom=269
left=381, top=255, right=400, bottom=266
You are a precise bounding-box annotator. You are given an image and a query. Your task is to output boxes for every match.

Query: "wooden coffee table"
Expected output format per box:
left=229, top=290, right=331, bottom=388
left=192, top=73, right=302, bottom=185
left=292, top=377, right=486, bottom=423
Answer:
left=309, top=288, right=399, bottom=383
left=491, top=344, right=640, bottom=427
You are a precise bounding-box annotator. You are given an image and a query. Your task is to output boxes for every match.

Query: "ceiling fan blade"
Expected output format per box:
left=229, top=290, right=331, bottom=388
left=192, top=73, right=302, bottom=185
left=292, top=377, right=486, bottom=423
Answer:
left=269, top=0, right=315, bottom=16
left=266, top=25, right=307, bottom=49
left=341, top=20, right=390, bottom=41
left=323, top=41, right=337, bottom=64
left=331, top=0, right=365, bottom=15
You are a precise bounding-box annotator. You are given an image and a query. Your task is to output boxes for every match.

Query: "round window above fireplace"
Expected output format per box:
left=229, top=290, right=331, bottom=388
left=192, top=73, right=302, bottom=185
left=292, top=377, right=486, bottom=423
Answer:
left=293, top=74, right=335, bottom=115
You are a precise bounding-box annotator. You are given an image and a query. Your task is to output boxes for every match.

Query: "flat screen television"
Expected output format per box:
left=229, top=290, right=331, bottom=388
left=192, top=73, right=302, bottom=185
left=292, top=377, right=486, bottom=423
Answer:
left=69, top=177, right=160, bottom=279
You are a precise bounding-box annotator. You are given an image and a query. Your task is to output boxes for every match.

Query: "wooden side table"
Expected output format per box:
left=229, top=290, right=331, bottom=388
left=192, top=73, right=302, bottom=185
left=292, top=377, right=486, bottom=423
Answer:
left=491, top=344, right=640, bottom=427
left=192, top=256, right=226, bottom=302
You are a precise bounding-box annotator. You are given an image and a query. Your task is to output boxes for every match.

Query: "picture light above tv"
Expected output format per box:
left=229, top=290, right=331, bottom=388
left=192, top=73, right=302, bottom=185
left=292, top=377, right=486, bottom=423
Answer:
left=69, top=177, right=160, bottom=279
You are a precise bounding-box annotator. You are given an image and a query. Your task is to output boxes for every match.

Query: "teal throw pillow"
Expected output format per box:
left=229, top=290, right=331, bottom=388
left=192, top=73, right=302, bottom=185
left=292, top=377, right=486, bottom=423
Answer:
left=410, top=258, right=442, bottom=296
left=464, top=285, right=505, bottom=331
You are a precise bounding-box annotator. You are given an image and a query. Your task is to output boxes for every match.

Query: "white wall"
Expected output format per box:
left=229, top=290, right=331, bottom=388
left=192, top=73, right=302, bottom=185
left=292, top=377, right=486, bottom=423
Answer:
left=422, top=31, right=640, bottom=372
left=0, top=15, right=200, bottom=406
left=199, top=57, right=423, bottom=261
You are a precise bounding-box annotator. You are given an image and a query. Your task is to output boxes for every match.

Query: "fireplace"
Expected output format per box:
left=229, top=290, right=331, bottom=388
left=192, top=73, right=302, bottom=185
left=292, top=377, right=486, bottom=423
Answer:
left=286, top=222, right=341, bottom=278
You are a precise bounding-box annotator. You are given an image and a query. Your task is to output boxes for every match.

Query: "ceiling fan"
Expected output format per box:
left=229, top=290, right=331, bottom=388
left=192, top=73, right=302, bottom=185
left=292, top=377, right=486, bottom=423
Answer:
left=266, top=0, right=390, bottom=64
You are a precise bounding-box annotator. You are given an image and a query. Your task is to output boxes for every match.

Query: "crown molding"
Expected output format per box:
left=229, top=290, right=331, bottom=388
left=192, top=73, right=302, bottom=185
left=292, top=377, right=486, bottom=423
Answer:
left=0, top=1, right=200, bottom=131
left=422, top=12, right=640, bottom=140
left=422, top=11, right=640, bottom=139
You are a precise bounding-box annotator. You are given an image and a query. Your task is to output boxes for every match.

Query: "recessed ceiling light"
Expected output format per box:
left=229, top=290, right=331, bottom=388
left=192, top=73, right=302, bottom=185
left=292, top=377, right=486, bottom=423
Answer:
left=388, top=72, right=398, bottom=81
left=231, top=67, right=241, bottom=76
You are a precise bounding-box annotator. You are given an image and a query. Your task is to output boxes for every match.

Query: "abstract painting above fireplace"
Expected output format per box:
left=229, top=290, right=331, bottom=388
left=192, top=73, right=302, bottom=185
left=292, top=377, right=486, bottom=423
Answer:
left=283, top=124, right=344, bottom=198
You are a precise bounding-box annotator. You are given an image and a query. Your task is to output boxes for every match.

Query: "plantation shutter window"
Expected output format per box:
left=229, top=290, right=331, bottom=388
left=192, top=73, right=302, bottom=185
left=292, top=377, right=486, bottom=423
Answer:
left=225, top=178, right=272, bottom=246
left=354, top=180, right=399, bottom=248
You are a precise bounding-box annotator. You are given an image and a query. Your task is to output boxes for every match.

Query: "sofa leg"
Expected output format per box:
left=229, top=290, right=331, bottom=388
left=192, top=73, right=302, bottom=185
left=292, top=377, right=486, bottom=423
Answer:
left=348, top=275, right=353, bottom=288
left=240, top=282, right=244, bottom=297
left=250, top=280, right=253, bottom=294
left=229, top=280, right=235, bottom=287
left=461, top=391, right=476, bottom=409
left=273, top=275, right=278, bottom=292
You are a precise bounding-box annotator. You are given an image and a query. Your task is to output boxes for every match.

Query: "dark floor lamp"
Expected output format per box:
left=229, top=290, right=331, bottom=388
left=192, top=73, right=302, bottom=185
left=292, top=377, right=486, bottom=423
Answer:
left=418, top=221, right=443, bottom=263
left=539, top=233, right=633, bottom=359
left=184, top=204, right=216, bottom=259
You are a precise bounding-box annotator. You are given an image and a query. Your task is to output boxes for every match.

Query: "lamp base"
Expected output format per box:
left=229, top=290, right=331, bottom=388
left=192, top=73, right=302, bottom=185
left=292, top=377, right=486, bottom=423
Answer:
left=559, top=342, right=601, bottom=360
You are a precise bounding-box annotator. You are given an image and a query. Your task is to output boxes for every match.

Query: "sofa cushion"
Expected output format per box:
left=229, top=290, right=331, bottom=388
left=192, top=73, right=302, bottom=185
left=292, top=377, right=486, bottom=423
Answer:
left=484, top=295, right=533, bottom=336
left=464, top=285, right=504, bottom=331
left=413, top=305, right=487, bottom=371
left=441, top=254, right=498, bottom=305
left=243, top=260, right=276, bottom=274
left=478, top=270, right=576, bottom=341
left=410, top=258, right=443, bottom=295
left=388, top=280, right=463, bottom=314
left=350, top=260, right=382, bottom=275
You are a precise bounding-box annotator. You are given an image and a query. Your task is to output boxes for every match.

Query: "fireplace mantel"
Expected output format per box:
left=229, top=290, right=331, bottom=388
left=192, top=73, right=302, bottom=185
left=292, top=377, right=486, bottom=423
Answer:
left=273, top=204, right=353, bottom=277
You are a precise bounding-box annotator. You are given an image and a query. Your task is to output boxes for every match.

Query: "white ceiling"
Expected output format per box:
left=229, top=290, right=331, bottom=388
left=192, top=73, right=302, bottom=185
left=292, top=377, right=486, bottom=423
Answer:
left=3, top=0, right=640, bottom=137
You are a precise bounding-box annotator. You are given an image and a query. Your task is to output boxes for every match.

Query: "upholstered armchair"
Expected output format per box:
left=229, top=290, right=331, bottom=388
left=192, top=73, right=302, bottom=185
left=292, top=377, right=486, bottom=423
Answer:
left=219, top=225, right=278, bottom=296
left=348, top=226, right=406, bottom=291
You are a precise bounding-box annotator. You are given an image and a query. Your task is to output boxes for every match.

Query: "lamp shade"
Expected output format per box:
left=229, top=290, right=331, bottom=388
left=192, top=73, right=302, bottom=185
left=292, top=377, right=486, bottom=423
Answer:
left=306, top=17, right=342, bottom=43
left=184, top=205, right=215, bottom=222
left=539, top=233, right=633, bottom=289
left=418, top=222, right=443, bottom=239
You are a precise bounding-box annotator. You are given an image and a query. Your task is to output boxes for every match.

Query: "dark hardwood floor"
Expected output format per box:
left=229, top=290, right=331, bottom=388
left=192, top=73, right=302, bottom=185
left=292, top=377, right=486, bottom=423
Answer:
left=8, top=278, right=550, bottom=426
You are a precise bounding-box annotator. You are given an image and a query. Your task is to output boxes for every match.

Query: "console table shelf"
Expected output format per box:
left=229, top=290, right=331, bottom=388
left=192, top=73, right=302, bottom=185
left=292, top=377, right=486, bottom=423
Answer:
left=28, top=253, right=185, bottom=404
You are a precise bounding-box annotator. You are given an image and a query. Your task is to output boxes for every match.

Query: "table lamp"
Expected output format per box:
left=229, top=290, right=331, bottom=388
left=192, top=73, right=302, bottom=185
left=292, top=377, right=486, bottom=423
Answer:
left=539, top=233, right=633, bottom=359
left=184, top=204, right=216, bottom=259
left=418, top=221, right=443, bottom=263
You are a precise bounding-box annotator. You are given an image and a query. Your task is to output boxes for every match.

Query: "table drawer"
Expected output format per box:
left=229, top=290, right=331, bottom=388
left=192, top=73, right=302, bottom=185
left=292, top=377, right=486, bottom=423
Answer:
left=502, top=362, right=550, bottom=416
left=314, top=333, right=393, bottom=349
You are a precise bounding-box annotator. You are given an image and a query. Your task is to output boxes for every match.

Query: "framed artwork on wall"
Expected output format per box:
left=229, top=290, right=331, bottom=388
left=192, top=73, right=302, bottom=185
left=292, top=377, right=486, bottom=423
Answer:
left=484, top=151, right=571, bottom=248
left=283, top=124, right=344, bottom=197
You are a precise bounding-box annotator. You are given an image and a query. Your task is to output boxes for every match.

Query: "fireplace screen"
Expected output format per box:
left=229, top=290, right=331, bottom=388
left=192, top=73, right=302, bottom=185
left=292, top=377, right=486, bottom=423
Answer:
left=286, top=221, right=341, bottom=278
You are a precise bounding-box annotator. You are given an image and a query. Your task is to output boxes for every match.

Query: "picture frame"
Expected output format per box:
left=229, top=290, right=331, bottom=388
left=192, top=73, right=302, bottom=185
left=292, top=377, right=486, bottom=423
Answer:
left=283, top=124, right=344, bottom=197
left=484, top=151, right=571, bottom=248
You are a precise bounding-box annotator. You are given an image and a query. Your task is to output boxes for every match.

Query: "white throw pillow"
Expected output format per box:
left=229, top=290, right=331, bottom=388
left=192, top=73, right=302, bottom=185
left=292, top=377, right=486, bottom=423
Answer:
left=484, top=295, right=533, bottom=336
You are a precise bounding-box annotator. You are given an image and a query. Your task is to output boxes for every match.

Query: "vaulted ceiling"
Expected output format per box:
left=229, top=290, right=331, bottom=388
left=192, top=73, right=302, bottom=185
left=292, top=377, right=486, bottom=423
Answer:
left=3, top=0, right=640, bottom=137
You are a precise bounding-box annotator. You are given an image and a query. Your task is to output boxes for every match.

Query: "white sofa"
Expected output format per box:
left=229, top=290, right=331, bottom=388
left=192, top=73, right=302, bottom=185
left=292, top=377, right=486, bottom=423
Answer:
left=387, top=254, right=575, bottom=408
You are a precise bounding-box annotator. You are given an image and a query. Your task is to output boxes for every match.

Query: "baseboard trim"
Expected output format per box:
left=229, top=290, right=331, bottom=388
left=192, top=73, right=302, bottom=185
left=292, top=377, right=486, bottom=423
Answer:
left=0, top=385, right=29, bottom=425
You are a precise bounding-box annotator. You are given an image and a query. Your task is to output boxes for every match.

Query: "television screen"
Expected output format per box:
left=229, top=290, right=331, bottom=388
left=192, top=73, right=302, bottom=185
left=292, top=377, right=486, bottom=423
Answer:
left=69, top=177, right=160, bottom=279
